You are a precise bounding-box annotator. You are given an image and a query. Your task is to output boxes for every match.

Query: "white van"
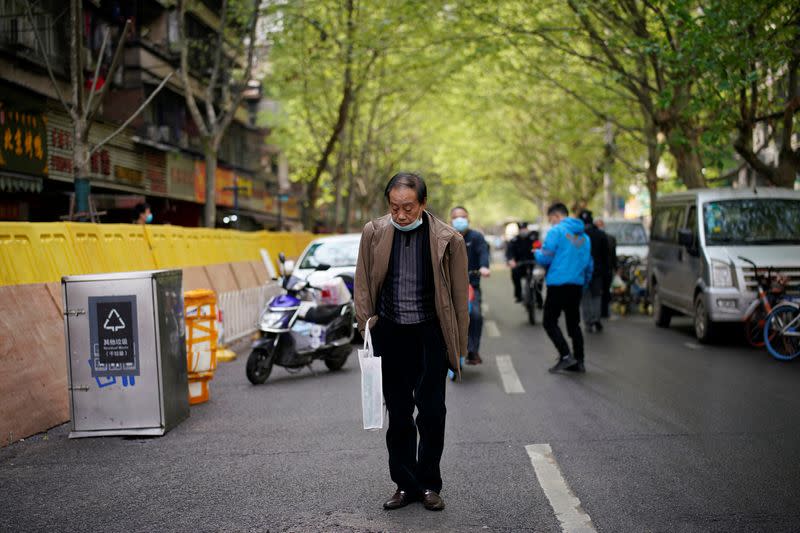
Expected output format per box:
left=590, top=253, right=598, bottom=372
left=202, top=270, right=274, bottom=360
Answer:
left=603, top=219, right=649, bottom=261
left=648, top=187, right=800, bottom=343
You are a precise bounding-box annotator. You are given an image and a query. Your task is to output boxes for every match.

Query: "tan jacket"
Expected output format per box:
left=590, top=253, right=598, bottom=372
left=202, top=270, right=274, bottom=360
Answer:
left=354, top=212, right=469, bottom=377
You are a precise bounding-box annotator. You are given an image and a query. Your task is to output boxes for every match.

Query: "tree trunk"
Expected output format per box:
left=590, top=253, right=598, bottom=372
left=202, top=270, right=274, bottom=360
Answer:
left=643, top=112, right=662, bottom=212
left=602, top=121, right=614, bottom=218
left=203, top=140, right=218, bottom=228
left=73, top=118, right=91, bottom=216
left=668, top=129, right=706, bottom=189
left=774, top=156, right=799, bottom=188
left=331, top=148, right=346, bottom=231
left=302, top=0, right=355, bottom=229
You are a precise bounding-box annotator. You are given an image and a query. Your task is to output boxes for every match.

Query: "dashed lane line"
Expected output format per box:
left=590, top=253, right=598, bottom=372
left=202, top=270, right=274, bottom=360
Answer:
left=485, top=320, right=501, bottom=337
left=525, top=444, right=597, bottom=533
left=495, top=354, right=525, bottom=394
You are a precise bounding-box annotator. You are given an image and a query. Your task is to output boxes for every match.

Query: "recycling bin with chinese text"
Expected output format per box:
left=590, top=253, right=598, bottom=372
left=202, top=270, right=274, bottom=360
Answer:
left=62, top=270, right=189, bottom=438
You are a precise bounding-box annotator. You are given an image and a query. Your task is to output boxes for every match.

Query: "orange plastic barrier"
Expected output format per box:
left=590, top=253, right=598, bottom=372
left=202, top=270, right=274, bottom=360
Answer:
left=184, top=289, right=218, bottom=405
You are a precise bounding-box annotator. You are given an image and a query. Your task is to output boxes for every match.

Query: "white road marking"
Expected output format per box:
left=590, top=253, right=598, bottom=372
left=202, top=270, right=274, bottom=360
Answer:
left=485, top=320, right=501, bottom=337
left=684, top=342, right=701, bottom=350
left=525, top=444, right=597, bottom=533
left=495, top=355, right=525, bottom=394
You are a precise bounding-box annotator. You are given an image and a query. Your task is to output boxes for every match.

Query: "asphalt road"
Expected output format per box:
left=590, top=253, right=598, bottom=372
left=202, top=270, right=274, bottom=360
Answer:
left=2, top=269, right=800, bottom=532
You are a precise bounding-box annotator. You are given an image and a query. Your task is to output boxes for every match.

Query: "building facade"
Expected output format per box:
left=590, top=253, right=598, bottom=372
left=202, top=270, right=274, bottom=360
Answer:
left=0, top=0, right=299, bottom=228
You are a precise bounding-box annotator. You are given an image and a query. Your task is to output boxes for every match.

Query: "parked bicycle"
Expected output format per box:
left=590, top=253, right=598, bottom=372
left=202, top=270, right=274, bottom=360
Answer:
left=611, top=256, right=650, bottom=316
left=739, top=256, right=787, bottom=348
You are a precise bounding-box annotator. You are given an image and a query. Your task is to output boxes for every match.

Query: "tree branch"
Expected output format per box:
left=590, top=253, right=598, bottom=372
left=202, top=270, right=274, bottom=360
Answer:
left=215, top=0, right=261, bottom=143
left=70, top=0, right=84, bottom=120
left=84, top=26, right=111, bottom=120
left=89, top=72, right=175, bottom=156
left=86, top=19, right=131, bottom=125
left=177, top=0, right=210, bottom=138
left=733, top=137, right=776, bottom=181
left=206, top=0, right=229, bottom=128
left=566, top=0, right=650, bottom=104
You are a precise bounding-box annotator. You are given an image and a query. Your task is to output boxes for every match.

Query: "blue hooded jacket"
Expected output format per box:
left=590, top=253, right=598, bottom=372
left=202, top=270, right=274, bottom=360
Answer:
left=534, top=217, right=593, bottom=287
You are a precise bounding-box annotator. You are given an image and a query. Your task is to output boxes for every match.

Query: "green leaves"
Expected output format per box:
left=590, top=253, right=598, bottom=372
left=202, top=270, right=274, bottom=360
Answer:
left=262, top=0, right=799, bottom=228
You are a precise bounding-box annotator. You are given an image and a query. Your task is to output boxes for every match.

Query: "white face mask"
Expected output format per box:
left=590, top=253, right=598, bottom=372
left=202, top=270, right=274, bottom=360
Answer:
left=391, top=217, right=423, bottom=232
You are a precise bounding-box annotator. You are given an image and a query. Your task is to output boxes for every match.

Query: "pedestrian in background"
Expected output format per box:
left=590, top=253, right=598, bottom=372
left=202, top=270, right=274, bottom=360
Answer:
left=534, top=203, right=593, bottom=373
left=354, top=172, right=469, bottom=512
left=579, top=210, right=610, bottom=332
left=506, top=222, right=538, bottom=302
left=134, top=202, right=152, bottom=224
left=450, top=206, right=491, bottom=365
left=594, top=218, right=617, bottom=318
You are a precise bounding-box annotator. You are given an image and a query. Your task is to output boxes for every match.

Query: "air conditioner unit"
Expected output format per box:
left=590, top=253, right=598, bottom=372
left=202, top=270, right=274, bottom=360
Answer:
left=147, top=125, right=160, bottom=142
left=159, top=126, right=171, bottom=143
left=178, top=131, right=189, bottom=149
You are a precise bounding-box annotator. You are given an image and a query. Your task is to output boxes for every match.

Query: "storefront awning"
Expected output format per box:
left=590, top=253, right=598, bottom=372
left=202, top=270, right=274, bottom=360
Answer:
left=0, top=173, right=43, bottom=193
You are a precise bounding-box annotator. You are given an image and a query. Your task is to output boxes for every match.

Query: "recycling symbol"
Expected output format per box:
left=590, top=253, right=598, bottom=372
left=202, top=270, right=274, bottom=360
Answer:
left=103, top=309, right=126, bottom=332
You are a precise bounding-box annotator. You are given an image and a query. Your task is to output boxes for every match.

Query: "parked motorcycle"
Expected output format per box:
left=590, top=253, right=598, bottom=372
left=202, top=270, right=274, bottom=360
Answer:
left=246, top=253, right=354, bottom=385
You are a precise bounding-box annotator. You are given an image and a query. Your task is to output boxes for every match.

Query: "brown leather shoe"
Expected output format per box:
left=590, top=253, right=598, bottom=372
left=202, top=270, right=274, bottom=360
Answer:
left=383, top=489, right=416, bottom=510
left=422, top=489, right=445, bottom=511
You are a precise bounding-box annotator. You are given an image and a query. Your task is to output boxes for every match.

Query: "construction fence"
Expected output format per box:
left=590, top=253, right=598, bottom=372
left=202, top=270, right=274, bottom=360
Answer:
left=0, top=223, right=318, bottom=447
left=0, top=222, right=315, bottom=286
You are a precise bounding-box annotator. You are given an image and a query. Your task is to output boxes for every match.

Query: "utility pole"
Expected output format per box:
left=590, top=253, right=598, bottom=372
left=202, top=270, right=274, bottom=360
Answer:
left=223, top=176, right=248, bottom=230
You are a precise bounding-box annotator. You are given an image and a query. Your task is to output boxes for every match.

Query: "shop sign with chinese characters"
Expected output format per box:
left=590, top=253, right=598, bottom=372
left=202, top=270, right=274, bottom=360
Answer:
left=0, top=86, right=48, bottom=177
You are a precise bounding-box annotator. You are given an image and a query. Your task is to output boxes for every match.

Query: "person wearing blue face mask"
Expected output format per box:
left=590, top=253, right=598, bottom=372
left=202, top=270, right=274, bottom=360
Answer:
left=134, top=202, right=153, bottom=225
left=450, top=206, right=490, bottom=365
left=355, top=172, right=469, bottom=512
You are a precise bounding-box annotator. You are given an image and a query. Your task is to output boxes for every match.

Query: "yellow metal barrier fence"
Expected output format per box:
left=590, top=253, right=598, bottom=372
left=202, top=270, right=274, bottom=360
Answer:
left=0, top=222, right=319, bottom=286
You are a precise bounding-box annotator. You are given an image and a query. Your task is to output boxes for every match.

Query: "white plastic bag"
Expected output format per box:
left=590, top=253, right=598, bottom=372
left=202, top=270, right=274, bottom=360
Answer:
left=358, top=318, right=383, bottom=430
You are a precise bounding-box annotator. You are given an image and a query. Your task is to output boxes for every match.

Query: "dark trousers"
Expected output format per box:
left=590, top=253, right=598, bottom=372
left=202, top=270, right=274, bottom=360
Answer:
left=511, top=265, right=524, bottom=300
left=468, top=286, right=483, bottom=354
left=601, top=274, right=612, bottom=318
left=542, top=284, right=585, bottom=361
left=372, top=318, right=448, bottom=494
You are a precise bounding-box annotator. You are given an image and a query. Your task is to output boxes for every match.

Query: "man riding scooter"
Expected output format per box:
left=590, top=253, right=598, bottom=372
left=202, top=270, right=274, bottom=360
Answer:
left=506, top=222, right=539, bottom=303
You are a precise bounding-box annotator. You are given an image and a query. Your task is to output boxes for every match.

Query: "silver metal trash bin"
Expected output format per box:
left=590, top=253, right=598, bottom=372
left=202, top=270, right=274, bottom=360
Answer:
left=62, top=269, right=189, bottom=438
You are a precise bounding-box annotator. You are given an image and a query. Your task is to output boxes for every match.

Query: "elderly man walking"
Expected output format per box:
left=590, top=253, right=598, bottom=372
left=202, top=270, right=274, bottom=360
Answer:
left=354, top=172, right=469, bottom=512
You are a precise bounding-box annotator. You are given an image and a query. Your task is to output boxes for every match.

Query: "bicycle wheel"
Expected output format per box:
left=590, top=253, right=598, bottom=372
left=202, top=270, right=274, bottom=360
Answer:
left=527, top=298, right=536, bottom=325
left=763, top=304, right=800, bottom=361
left=744, top=304, right=769, bottom=347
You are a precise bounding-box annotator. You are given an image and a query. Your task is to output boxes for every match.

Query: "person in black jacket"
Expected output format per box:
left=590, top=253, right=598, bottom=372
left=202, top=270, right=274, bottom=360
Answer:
left=579, top=210, right=610, bottom=332
left=505, top=222, right=538, bottom=302
left=595, top=219, right=617, bottom=318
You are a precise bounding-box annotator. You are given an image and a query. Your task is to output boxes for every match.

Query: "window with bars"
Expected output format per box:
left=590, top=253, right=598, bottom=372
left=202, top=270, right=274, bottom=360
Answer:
left=0, top=0, right=65, bottom=72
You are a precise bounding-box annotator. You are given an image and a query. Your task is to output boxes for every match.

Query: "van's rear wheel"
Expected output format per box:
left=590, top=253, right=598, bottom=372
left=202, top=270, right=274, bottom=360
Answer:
left=694, top=294, right=718, bottom=344
left=653, top=287, right=672, bottom=328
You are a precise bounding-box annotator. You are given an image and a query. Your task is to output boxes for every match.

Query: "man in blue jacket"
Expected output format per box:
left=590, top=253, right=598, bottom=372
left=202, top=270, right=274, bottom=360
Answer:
left=534, top=203, right=593, bottom=373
